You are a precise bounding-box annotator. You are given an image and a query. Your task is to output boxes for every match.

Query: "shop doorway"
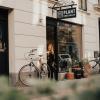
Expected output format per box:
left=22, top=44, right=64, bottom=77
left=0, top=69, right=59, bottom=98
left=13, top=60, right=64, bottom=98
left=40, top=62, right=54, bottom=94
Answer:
left=46, top=17, right=82, bottom=77
left=0, top=8, right=9, bottom=76
left=46, top=17, right=58, bottom=80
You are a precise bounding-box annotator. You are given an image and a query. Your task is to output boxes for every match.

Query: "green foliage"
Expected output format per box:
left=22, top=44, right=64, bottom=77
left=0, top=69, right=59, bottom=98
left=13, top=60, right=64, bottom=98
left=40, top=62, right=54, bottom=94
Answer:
left=0, top=76, right=28, bottom=100
left=1, top=75, right=100, bottom=100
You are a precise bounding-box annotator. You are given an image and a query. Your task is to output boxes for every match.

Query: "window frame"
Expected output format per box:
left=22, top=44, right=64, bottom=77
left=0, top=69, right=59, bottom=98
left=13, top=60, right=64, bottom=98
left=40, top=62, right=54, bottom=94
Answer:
left=79, top=0, right=87, bottom=11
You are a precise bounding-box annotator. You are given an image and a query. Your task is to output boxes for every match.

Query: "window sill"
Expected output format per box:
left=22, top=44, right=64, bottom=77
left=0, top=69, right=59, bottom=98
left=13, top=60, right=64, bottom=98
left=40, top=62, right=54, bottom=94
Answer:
left=93, top=4, right=100, bottom=12
left=78, top=9, right=90, bottom=15
left=93, top=4, right=100, bottom=8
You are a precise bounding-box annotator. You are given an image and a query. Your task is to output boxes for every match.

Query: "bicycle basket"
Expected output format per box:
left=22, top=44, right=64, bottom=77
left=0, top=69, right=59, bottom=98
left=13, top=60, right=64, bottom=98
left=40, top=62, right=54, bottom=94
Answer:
left=24, top=51, right=38, bottom=61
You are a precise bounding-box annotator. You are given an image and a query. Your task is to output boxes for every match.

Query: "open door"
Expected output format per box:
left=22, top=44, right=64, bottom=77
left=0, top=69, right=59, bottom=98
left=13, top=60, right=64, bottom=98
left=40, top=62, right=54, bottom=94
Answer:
left=46, top=17, right=58, bottom=80
left=0, top=8, right=9, bottom=76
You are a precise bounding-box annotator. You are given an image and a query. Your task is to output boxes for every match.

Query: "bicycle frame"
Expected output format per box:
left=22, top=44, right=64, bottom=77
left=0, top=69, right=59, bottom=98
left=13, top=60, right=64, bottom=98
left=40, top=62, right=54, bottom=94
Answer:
left=29, top=55, right=47, bottom=77
left=29, top=61, right=41, bottom=76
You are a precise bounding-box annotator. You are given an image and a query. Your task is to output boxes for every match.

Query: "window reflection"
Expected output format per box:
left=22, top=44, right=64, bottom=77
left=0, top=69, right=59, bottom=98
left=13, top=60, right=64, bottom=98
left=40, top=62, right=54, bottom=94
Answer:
left=57, top=22, right=82, bottom=61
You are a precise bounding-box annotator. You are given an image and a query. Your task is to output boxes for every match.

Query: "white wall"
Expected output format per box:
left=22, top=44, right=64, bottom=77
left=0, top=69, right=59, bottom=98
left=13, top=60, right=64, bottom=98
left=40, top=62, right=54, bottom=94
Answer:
left=14, top=0, right=47, bottom=75
left=0, top=0, right=48, bottom=84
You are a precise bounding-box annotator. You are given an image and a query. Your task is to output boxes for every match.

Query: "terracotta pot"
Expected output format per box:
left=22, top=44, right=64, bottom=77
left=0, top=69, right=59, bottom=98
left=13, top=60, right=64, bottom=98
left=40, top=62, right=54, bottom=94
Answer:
left=66, top=72, right=74, bottom=80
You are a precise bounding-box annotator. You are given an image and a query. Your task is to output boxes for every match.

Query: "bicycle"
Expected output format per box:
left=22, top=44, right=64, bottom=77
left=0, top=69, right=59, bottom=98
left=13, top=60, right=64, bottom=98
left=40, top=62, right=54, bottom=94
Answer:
left=18, top=49, right=50, bottom=86
left=89, top=57, right=100, bottom=74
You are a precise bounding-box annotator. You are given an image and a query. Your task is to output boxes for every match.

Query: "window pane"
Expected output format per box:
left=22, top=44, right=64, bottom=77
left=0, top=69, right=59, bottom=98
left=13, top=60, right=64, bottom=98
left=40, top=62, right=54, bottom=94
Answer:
left=78, top=0, right=82, bottom=9
left=57, top=22, right=82, bottom=72
left=78, top=0, right=87, bottom=11
left=57, top=22, right=82, bottom=59
left=82, top=0, right=87, bottom=11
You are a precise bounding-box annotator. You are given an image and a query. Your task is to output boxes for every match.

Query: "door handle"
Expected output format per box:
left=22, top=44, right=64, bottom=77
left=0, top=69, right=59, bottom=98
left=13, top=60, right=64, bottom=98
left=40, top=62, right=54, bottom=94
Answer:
left=3, top=42, right=6, bottom=50
left=0, top=42, right=6, bottom=52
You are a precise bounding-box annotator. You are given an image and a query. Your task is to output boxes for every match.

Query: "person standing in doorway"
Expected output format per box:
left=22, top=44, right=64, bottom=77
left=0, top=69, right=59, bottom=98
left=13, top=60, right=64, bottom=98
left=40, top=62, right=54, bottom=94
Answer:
left=47, top=43, right=56, bottom=80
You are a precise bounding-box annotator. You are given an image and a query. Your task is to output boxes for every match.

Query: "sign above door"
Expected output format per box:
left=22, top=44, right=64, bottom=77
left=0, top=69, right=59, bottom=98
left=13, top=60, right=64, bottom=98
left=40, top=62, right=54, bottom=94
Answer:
left=57, top=7, right=76, bottom=19
left=48, top=0, right=77, bottom=19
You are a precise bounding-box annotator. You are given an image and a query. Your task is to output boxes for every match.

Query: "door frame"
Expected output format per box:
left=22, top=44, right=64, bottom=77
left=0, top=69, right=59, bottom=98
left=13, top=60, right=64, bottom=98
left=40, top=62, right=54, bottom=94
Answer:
left=99, top=18, right=100, bottom=51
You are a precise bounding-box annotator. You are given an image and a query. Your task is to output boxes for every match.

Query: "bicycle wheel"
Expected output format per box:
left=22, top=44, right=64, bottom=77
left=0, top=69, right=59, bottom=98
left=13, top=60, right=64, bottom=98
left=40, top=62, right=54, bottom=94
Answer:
left=89, top=60, right=97, bottom=68
left=89, top=60, right=99, bottom=74
left=40, top=63, right=50, bottom=79
left=18, top=64, right=39, bottom=86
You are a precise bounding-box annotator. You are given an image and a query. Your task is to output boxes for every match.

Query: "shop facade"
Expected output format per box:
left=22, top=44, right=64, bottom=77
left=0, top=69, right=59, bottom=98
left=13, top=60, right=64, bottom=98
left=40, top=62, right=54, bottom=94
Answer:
left=0, top=0, right=100, bottom=85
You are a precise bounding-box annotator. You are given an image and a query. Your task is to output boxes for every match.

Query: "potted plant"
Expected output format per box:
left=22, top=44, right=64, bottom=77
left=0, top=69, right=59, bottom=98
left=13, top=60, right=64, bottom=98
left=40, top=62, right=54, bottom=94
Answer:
left=71, top=59, right=84, bottom=79
left=65, top=60, right=74, bottom=80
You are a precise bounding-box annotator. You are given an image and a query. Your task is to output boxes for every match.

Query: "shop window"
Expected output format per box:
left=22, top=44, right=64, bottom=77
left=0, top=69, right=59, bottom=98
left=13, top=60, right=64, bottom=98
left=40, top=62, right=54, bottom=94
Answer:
left=57, top=22, right=82, bottom=60
left=78, top=0, right=87, bottom=11
left=57, top=22, right=82, bottom=72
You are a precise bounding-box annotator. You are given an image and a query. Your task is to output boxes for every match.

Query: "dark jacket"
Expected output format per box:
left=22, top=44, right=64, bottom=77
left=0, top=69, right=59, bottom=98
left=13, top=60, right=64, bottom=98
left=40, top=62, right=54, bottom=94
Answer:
left=47, top=53, right=55, bottom=66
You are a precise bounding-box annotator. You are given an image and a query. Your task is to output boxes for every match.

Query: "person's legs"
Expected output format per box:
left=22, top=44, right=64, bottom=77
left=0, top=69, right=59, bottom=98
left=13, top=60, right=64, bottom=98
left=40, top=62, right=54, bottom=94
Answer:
left=50, top=67, right=54, bottom=79
left=54, top=68, right=58, bottom=81
left=48, top=66, right=54, bottom=79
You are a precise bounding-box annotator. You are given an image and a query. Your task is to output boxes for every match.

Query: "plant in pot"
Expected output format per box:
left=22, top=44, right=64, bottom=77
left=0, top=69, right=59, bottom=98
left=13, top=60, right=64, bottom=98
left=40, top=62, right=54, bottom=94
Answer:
left=72, top=59, right=83, bottom=79
left=65, top=59, right=74, bottom=80
left=58, top=60, right=68, bottom=81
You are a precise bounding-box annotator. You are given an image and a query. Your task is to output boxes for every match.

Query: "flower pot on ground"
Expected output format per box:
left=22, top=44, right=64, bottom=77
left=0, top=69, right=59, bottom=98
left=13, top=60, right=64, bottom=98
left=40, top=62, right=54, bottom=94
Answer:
left=58, top=72, right=66, bottom=81
left=66, top=72, right=74, bottom=80
left=65, top=68, right=74, bottom=80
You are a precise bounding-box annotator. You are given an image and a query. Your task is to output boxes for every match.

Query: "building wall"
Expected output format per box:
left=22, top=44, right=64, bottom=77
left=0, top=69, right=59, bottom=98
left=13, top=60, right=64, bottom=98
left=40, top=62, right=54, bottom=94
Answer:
left=14, top=0, right=48, bottom=84
left=0, top=0, right=100, bottom=84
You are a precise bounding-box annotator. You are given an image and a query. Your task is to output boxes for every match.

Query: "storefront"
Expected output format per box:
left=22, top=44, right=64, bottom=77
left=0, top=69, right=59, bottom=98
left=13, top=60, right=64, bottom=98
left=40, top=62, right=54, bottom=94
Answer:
left=46, top=17, right=83, bottom=78
left=0, top=0, right=100, bottom=85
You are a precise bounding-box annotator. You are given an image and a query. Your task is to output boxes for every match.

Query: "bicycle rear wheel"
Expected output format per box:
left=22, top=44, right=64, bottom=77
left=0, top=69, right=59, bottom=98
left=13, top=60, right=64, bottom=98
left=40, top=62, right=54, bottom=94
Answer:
left=18, top=64, right=39, bottom=86
left=40, top=63, right=50, bottom=79
left=89, top=60, right=99, bottom=74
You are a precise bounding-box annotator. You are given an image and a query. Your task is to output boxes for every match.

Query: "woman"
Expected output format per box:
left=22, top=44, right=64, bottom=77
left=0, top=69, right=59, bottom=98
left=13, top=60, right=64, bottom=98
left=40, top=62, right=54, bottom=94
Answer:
left=47, top=43, right=55, bottom=79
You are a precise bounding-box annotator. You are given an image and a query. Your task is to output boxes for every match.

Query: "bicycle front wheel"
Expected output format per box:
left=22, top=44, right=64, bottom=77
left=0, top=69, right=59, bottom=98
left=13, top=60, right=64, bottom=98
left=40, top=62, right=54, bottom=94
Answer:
left=18, top=64, right=39, bottom=86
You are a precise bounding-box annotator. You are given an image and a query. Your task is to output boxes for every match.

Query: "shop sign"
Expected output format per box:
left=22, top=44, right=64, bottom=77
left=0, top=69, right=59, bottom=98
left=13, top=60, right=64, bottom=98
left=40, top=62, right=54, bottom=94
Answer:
left=57, top=7, right=76, bottom=19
